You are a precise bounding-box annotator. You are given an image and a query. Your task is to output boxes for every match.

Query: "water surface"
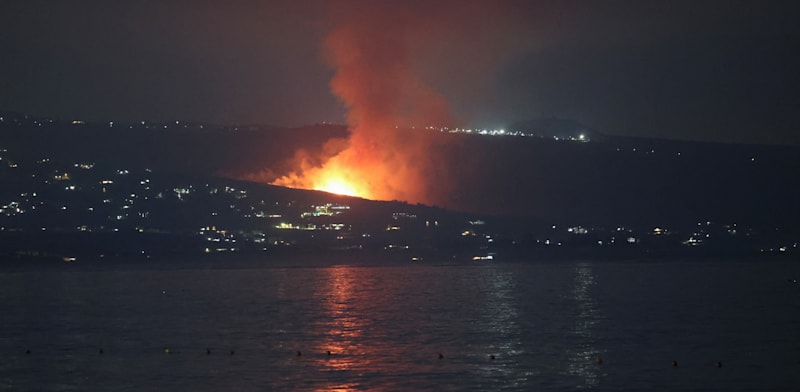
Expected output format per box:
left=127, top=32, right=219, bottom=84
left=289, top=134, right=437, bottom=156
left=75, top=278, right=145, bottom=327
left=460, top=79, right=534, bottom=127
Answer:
left=1, top=259, right=798, bottom=391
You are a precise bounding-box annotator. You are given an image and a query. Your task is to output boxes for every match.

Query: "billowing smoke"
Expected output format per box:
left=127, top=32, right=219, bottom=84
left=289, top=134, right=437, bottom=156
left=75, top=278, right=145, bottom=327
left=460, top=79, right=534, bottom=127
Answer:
left=273, top=1, right=533, bottom=206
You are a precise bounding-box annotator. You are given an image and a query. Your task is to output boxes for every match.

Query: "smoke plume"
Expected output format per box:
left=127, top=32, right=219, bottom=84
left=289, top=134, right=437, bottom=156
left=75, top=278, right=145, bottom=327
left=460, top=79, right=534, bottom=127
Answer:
left=273, top=1, right=532, bottom=206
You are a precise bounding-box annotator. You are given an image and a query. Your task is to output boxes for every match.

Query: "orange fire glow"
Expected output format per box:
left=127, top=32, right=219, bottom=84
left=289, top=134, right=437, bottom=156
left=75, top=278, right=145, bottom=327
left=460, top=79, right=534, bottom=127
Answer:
left=272, top=2, right=523, bottom=205
left=270, top=6, right=454, bottom=204
left=274, top=146, right=378, bottom=200
left=316, top=177, right=357, bottom=197
left=313, top=173, right=362, bottom=198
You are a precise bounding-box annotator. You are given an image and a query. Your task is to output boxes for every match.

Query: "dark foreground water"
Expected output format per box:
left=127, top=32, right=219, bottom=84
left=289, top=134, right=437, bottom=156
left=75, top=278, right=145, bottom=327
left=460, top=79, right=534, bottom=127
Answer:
left=1, top=259, right=799, bottom=391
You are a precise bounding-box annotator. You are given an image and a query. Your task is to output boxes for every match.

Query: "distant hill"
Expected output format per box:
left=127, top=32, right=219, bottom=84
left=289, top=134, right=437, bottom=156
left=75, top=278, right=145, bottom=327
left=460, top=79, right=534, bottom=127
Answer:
left=0, top=111, right=347, bottom=178
left=2, top=111, right=799, bottom=227
left=1, top=144, right=795, bottom=262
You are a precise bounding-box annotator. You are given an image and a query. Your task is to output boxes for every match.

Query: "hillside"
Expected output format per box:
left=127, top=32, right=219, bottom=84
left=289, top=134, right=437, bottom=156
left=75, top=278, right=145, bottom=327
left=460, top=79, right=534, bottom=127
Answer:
left=2, top=111, right=798, bottom=226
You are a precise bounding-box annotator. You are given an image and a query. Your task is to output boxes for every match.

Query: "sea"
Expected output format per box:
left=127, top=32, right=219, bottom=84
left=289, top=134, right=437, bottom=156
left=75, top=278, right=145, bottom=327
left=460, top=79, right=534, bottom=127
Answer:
left=1, top=258, right=798, bottom=391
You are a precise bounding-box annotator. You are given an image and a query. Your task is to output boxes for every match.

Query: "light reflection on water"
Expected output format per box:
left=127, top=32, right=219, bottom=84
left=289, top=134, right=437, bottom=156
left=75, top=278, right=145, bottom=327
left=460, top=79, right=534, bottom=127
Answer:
left=313, top=266, right=369, bottom=390
left=563, top=262, right=603, bottom=388
left=1, top=260, right=798, bottom=391
left=471, top=268, right=531, bottom=388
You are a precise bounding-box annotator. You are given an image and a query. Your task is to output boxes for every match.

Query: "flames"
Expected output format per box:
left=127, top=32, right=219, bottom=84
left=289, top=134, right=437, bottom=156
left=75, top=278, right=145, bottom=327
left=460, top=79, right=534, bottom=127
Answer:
left=272, top=163, right=365, bottom=199
left=272, top=124, right=446, bottom=203
left=306, top=159, right=370, bottom=198
left=268, top=2, right=529, bottom=205
left=270, top=2, right=453, bottom=204
left=272, top=142, right=374, bottom=199
left=273, top=139, right=380, bottom=200
left=315, top=176, right=360, bottom=198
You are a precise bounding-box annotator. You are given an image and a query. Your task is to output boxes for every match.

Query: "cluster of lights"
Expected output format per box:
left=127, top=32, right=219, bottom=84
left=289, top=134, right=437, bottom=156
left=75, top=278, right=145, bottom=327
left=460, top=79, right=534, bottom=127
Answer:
left=410, top=125, right=591, bottom=142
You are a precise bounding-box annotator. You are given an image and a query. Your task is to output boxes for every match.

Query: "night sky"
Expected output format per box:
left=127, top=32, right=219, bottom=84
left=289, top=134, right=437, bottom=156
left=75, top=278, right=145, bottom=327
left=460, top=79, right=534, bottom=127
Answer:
left=1, top=0, right=798, bottom=145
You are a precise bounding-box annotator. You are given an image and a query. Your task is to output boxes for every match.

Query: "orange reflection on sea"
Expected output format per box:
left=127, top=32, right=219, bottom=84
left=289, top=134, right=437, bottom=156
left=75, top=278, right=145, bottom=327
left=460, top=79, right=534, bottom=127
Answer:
left=310, top=266, right=385, bottom=391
